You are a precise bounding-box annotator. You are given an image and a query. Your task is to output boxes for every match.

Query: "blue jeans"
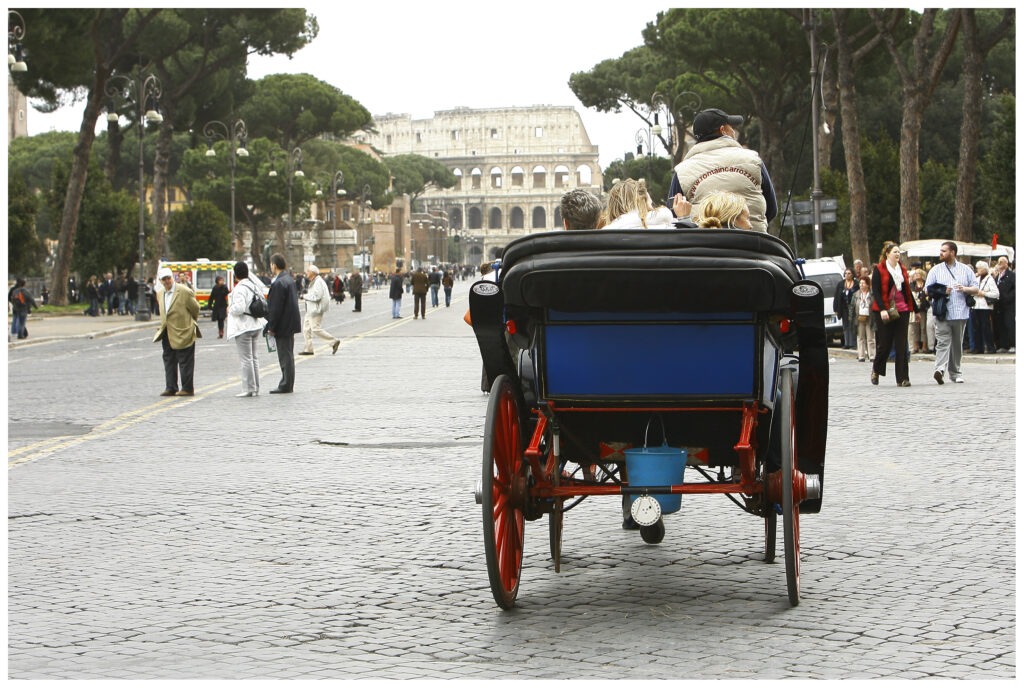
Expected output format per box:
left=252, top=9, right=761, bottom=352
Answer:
left=391, top=298, right=402, bottom=318
left=11, top=311, right=27, bottom=338
left=444, top=287, right=452, bottom=307
left=430, top=285, right=439, bottom=307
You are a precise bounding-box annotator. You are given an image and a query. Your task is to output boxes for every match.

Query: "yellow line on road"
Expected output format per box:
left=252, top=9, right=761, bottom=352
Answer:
left=8, top=300, right=467, bottom=469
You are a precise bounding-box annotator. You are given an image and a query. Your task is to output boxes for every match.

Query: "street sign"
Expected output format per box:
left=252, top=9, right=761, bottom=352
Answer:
left=782, top=211, right=837, bottom=227
left=784, top=197, right=837, bottom=218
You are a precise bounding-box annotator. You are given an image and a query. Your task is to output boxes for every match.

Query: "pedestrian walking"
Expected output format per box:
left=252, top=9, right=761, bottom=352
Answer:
left=266, top=254, right=303, bottom=394
left=870, top=241, right=914, bottom=387
left=834, top=268, right=858, bottom=349
left=854, top=276, right=875, bottom=363
left=428, top=266, right=442, bottom=307
left=209, top=276, right=229, bottom=338
left=411, top=267, right=429, bottom=319
left=153, top=266, right=201, bottom=397
left=969, top=261, right=999, bottom=354
left=994, top=256, right=1015, bottom=352
left=299, top=265, right=341, bottom=356
left=226, top=261, right=266, bottom=397
left=442, top=269, right=454, bottom=307
left=389, top=268, right=405, bottom=319
left=349, top=270, right=363, bottom=313
left=9, top=278, right=36, bottom=340
left=925, top=241, right=981, bottom=384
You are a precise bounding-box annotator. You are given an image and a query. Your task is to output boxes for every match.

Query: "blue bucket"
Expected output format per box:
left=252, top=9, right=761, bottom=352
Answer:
left=624, top=444, right=687, bottom=515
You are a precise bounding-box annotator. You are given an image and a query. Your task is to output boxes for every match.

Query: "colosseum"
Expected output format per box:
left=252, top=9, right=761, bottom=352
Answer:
left=362, top=105, right=603, bottom=262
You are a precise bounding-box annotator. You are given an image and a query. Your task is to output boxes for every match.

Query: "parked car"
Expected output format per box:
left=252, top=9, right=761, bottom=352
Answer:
left=800, top=256, right=846, bottom=344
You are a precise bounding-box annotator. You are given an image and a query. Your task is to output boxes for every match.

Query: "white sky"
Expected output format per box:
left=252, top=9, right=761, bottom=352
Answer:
left=25, top=2, right=679, bottom=168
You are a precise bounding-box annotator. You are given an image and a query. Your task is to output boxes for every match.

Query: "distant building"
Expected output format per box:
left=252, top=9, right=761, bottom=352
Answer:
left=361, top=106, right=603, bottom=262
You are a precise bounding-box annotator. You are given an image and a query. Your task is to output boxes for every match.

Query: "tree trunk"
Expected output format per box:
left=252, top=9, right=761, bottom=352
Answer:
left=870, top=8, right=961, bottom=245
left=954, top=9, right=1014, bottom=245
left=149, top=119, right=175, bottom=273
left=48, top=70, right=110, bottom=305
left=832, top=10, right=870, bottom=265
left=104, top=119, right=123, bottom=183
left=898, top=91, right=924, bottom=243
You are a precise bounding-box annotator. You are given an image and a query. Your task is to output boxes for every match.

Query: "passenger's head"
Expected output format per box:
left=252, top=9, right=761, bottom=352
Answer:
left=878, top=241, right=901, bottom=264
left=693, top=108, right=744, bottom=142
left=606, top=178, right=652, bottom=227
left=694, top=191, right=751, bottom=229
left=560, top=188, right=603, bottom=230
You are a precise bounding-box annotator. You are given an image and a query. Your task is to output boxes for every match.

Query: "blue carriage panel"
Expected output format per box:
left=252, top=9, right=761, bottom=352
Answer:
left=542, top=318, right=758, bottom=399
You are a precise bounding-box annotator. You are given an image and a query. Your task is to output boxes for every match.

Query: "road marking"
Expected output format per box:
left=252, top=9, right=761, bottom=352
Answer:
left=8, top=295, right=471, bottom=468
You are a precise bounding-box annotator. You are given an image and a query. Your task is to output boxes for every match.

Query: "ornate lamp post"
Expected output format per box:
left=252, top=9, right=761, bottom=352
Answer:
left=360, top=184, right=372, bottom=275
left=650, top=91, right=702, bottom=163
left=106, top=70, right=163, bottom=321
left=268, top=146, right=304, bottom=232
left=330, top=171, right=345, bottom=269
left=202, top=118, right=248, bottom=256
left=8, top=10, right=27, bottom=72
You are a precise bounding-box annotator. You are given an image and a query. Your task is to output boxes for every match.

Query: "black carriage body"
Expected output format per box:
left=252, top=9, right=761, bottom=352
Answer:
left=470, top=229, right=827, bottom=501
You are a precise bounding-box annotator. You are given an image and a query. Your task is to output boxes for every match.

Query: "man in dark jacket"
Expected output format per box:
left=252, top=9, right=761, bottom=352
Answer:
left=9, top=278, right=36, bottom=340
left=389, top=268, right=404, bottom=318
left=266, top=254, right=303, bottom=393
left=411, top=267, right=429, bottom=319
left=349, top=270, right=363, bottom=312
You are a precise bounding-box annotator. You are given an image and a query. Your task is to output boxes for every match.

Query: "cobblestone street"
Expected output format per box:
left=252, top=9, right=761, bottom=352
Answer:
left=7, top=283, right=1017, bottom=679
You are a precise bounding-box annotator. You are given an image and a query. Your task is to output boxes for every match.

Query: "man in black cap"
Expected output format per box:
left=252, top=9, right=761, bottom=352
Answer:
left=666, top=108, right=777, bottom=232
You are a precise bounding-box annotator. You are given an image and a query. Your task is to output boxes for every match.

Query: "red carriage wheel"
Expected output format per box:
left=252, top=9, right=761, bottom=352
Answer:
left=481, top=374, right=526, bottom=609
left=780, top=366, right=800, bottom=606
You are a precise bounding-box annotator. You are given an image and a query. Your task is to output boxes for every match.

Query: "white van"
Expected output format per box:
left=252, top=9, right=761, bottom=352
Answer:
left=800, top=256, right=847, bottom=343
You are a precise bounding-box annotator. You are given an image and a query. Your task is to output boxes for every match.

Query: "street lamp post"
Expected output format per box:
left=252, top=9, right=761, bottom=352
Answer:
left=650, top=91, right=702, bottom=162
left=268, top=146, right=304, bottom=233
left=804, top=8, right=824, bottom=258
left=8, top=10, right=27, bottom=72
left=202, top=119, right=248, bottom=258
left=360, top=184, right=372, bottom=274
left=330, top=171, right=345, bottom=269
left=106, top=70, right=163, bottom=321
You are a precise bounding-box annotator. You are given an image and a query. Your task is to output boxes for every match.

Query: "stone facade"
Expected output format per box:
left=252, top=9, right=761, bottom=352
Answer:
left=361, top=106, right=602, bottom=261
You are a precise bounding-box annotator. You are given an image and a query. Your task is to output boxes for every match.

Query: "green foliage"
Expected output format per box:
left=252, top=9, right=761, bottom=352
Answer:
left=386, top=155, right=457, bottom=210
left=978, top=93, right=1016, bottom=246
left=920, top=159, right=957, bottom=237
left=240, top=73, right=372, bottom=149
left=859, top=133, right=902, bottom=256
left=47, top=159, right=144, bottom=279
left=602, top=156, right=675, bottom=208
left=167, top=200, right=232, bottom=259
left=7, top=173, right=45, bottom=276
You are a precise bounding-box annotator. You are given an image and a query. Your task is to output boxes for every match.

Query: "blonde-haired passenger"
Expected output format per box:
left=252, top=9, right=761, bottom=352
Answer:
left=693, top=191, right=753, bottom=229
left=603, top=178, right=687, bottom=229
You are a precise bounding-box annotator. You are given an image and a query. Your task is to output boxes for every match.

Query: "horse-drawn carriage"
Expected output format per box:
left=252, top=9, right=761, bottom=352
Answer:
left=469, top=229, right=829, bottom=608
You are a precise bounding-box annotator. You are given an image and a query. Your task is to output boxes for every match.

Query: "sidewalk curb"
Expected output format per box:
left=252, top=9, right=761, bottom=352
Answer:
left=8, top=321, right=154, bottom=348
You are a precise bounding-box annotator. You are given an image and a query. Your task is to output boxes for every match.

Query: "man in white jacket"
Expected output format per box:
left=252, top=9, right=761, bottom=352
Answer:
left=299, top=265, right=341, bottom=356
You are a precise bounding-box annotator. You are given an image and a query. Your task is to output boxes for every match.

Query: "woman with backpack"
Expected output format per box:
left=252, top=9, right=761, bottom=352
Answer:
left=226, top=261, right=268, bottom=397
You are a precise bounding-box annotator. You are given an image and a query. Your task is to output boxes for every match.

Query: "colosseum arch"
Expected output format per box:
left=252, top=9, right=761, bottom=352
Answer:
left=450, top=206, right=463, bottom=230
left=532, top=165, right=546, bottom=189
left=490, top=166, right=503, bottom=189
left=554, top=207, right=563, bottom=228
left=453, top=168, right=463, bottom=191
left=510, top=206, right=525, bottom=229
left=575, top=164, right=593, bottom=186
left=554, top=164, right=570, bottom=188
left=532, top=206, right=546, bottom=229
left=489, top=207, right=502, bottom=229
left=469, top=206, right=483, bottom=229
left=470, top=167, right=482, bottom=190
left=510, top=166, right=525, bottom=187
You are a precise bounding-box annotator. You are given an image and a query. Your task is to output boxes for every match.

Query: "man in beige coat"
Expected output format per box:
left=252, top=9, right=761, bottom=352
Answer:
left=153, top=266, right=201, bottom=396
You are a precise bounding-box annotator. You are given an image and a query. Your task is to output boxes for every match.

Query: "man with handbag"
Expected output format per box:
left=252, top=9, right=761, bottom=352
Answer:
left=924, top=241, right=981, bottom=384
left=298, top=265, right=341, bottom=356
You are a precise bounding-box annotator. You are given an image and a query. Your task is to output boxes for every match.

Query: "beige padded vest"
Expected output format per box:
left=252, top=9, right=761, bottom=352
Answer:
left=674, top=137, right=768, bottom=232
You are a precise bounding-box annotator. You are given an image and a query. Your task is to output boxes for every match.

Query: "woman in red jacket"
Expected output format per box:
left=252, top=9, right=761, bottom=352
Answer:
left=871, top=241, right=915, bottom=386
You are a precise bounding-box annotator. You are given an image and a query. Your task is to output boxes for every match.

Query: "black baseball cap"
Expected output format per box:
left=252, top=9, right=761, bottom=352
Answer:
left=693, top=108, right=744, bottom=139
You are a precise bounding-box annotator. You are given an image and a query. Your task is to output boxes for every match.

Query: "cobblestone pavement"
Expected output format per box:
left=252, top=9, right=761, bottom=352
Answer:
left=7, top=283, right=1017, bottom=679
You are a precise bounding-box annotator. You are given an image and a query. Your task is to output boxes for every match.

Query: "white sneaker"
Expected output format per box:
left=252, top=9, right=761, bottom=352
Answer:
left=953, top=377, right=965, bottom=384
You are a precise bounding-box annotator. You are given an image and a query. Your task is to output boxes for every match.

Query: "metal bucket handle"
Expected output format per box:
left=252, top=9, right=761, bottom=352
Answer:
left=643, top=413, right=668, bottom=448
